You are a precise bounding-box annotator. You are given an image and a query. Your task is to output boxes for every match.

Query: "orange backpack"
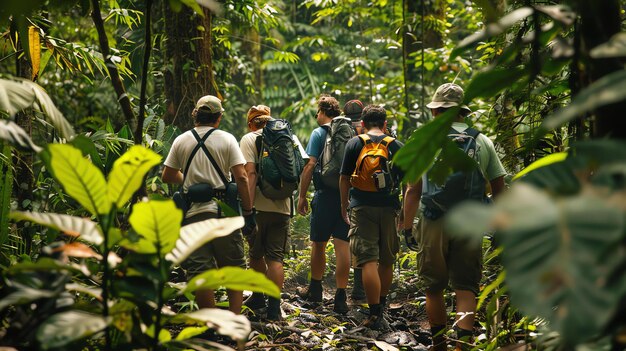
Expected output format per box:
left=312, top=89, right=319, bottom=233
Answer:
left=350, top=134, right=396, bottom=192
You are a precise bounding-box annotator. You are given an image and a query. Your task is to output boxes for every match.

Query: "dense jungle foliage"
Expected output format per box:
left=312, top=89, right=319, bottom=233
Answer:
left=1, top=0, right=626, bottom=350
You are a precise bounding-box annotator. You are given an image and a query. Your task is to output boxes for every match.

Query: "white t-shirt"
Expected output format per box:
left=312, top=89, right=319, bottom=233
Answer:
left=239, top=129, right=308, bottom=215
left=164, top=126, right=246, bottom=217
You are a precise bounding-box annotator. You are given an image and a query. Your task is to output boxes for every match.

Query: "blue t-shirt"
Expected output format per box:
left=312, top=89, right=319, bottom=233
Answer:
left=305, top=126, right=328, bottom=159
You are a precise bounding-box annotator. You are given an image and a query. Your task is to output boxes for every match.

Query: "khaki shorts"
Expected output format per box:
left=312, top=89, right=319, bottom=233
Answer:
left=348, top=206, right=399, bottom=267
left=181, top=212, right=246, bottom=277
left=417, top=215, right=482, bottom=295
left=248, top=211, right=290, bottom=263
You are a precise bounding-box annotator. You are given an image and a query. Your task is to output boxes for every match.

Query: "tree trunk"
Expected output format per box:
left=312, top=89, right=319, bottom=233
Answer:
left=578, top=0, right=626, bottom=139
left=162, top=5, right=217, bottom=131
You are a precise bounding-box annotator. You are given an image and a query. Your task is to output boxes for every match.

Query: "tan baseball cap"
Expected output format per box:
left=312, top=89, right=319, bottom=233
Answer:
left=426, top=83, right=471, bottom=112
left=247, top=105, right=272, bottom=123
left=195, top=95, right=225, bottom=113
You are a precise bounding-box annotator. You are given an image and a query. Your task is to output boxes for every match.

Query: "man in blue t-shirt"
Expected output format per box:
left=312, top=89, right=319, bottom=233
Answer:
left=296, top=95, right=350, bottom=314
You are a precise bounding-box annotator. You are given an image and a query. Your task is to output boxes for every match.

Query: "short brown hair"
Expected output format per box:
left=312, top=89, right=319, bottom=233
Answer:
left=361, top=105, right=386, bottom=129
left=317, top=94, right=341, bottom=118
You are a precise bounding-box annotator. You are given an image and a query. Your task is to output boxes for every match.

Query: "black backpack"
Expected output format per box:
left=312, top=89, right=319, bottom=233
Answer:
left=255, top=119, right=305, bottom=199
left=315, top=116, right=356, bottom=189
left=421, top=128, right=487, bottom=219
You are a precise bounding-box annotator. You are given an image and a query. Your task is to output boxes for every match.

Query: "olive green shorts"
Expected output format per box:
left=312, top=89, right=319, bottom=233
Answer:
left=348, top=206, right=399, bottom=267
left=417, top=215, right=482, bottom=295
left=181, top=212, right=246, bottom=277
left=248, top=211, right=290, bottom=263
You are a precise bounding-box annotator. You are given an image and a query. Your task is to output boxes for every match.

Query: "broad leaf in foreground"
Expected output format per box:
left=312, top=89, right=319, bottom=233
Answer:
left=166, top=216, right=244, bottom=264
left=129, top=200, right=181, bottom=255
left=10, top=211, right=103, bottom=245
left=541, top=69, right=626, bottom=131
left=0, top=78, right=75, bottom=139
left=36, top=311, right=110, bottom=349
left=48, top=144, right=111, bottom=216
left=394, top=108, right=457, bottom=183
left=108, top=145, right=162, bottom=208
left=0, top=119, right=42, bottom=152
left=172, top=308, right=250, bottom=341
left=185, top=266, right=280, bottom=298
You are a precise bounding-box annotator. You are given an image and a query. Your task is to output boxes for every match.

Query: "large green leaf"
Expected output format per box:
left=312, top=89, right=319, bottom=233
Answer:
left=450, top=7, right=533, bottom=58
left=427, top=138, right=479, bottom=186
left=464, top=66, right=527, bottom=102
left=108, top=146, right=162, bottom=208
left=10, top=211, right=103, bottom=245
left=185, top=266, right=280, bottom=298
left=129, top=200, right=181, bottom=255
left=36, top=311, right=110, bottom=349
left=394, top=109, right=457, bottom=183
left=0, top=119, right=42, bottom=152
left=48, top=144, right=111, bottom=216
left=0, top=285, right=60, bottom=312
left=171, top=308, right=250, bottom=341
left=448, top=182, right=626, bottom=347
left=166, top=216, right=244, bottom=265
left=0, top=78, right=75, bottom=139
left=541, top=69, right=626, bottom=131
left=512, top=152, right=568, bottom=181
left=590, top=32, right=626, bottom=59
left=501, top=184, right=624, bottom=346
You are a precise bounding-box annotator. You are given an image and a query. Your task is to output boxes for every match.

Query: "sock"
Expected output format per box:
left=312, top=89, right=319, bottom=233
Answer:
left=380, top=295, right=387, bottom=309
left=369, top=303, right=383, bottom=318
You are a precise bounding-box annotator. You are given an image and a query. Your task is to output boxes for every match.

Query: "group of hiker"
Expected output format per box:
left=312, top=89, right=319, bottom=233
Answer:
left=161, top=82, right=507, bottom=351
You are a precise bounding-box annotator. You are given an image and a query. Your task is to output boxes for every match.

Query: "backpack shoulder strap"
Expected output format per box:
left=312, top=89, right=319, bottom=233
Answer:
left=380, top=136, right=395, bottom=147
left=183, top=128, right=216, bottom=179
left=192, top=128, right=229, bottom=187
left=358, top=134, right=371, bottom=144
left=465, top=127, right=480, bottom=139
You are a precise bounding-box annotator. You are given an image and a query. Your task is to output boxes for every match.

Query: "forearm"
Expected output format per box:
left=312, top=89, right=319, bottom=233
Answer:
left=490, top=176, right=505, bottom=199
left=298, top=159, right=316, bottom=199
left=232, top=164, right=253, bottom=211
left=402, top=181, right=422, bottom=230
left=339, top=175, right=351, bottom=211
left=244, top=163, right=257, bottom=205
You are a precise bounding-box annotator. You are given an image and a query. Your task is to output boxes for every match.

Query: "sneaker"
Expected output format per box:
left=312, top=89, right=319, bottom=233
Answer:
left=333, top=289, right=349, bottom=314
left=296, top=282, right=323, bottom=302
left=243, top=293, right=266, bottom=310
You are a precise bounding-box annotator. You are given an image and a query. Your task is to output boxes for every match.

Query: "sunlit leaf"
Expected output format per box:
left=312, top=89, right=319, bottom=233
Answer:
left=590, top=32, right=626, bottom=59
left=535, top=5, right=575, bottom=26
left=0, top=286, right=59, bottom=312
left=451, top=7, right=533, bottom=58
left=0, top=78, right=75, bottom=139
left=513, top=152, right=568, bottom=180
left=129, top=200, right=181, bottom=255
left=166, top=216, right=244, bottom=264
left=0, top=119, right=42, bottom=152
left=53, top=242, right=102, bottom=260
left=10, top=211, right=103, bottom=245
left=107, top=146, right=161, bottom=208
left=541, top=69, right=626, bottom=131
left=28, top=26, right=40, bottom=80
left=37, top=311, right=110, bottom=349
left=174, top=326, right=208, bottom=340
left=48, top=144, right=110, bottom=216
left=172, top=308, right=250, bottom=341
left=185, top=266, right=280, bottom=298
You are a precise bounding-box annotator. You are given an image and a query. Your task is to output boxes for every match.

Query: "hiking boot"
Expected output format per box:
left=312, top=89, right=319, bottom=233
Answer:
left=333, top=289, right=349, bottom=314
left=361, top=314, right=384, bottom=330
left=243, top=292, right=266, bottom=310
left=266, top=297, right=282, bottom=321
left=296, top=280, right=323, bottom=302
left=351, top=269, right=366, bottom=301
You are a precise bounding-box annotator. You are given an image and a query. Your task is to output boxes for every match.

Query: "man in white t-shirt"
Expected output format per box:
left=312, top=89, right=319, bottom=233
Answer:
left=162, top=95, right=255, bottom=314
left=239, top=105, right=307, bottom=320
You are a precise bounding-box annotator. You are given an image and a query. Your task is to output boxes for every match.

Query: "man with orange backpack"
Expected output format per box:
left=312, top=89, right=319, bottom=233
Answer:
left=339, top=104, right=404, bottom=330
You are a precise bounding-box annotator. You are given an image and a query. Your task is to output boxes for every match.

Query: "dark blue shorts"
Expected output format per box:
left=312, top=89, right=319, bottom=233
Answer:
left=310, top=190, right=349, bottom=242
